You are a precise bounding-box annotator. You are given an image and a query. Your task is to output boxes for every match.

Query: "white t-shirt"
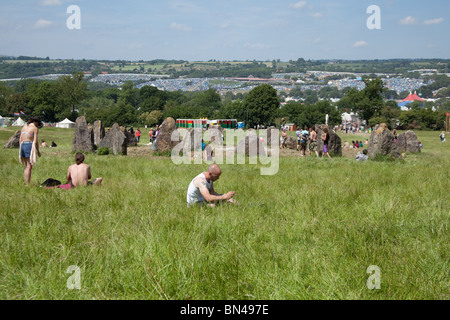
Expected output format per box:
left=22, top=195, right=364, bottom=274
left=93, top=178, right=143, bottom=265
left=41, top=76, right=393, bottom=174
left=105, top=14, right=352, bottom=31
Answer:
left=187, top=173, right=212, bottom=207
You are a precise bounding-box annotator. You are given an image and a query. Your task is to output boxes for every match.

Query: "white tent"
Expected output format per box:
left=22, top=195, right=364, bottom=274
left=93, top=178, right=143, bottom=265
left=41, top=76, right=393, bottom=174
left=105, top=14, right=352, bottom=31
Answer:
left=12, top=117, right=26, bottom=126
left=56, top=118, right=75, bottom=128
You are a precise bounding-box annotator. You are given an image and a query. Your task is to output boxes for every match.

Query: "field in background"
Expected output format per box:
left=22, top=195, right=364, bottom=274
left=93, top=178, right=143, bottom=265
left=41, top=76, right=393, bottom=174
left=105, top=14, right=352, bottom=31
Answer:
left=0, top=127, right=448, bottom=299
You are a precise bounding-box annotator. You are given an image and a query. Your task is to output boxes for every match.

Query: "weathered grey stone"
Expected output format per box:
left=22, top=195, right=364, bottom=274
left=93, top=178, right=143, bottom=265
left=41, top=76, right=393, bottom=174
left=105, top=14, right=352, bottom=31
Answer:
left=265, top=126, right=277, bottom=147
left=93, top=120, right=105, bottom=147
left=368, top=123, right=400, bottom=158
left=208, top=125, right=223, bottom=145
left=314, top=124, right=342, bottom=156
left=396, top=130, right=420, bottom=153
left=285, top=136, right=297, bottom=149
left=73, top=116, right=95, bottom=153
left=155, top=117, right=178, bottom=153
left=236, top=132, right=266, bottom=157
left=99, top=123, right=127, bottom=155
left=204, top=145, right=214, bottom=162
left=4, top=130, right=21, bottom=149
left=181, top=128, right=203, bottom=151
left=121, top=127, right=137, bottom=147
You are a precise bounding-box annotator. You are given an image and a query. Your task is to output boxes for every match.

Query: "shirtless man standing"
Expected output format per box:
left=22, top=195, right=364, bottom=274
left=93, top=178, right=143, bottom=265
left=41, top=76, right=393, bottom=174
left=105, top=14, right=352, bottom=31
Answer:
left=59, top=153, right=102, bottom=189
left=308, top=126, right=319, bottom=158
left=186, top=164, right=236, bottom=207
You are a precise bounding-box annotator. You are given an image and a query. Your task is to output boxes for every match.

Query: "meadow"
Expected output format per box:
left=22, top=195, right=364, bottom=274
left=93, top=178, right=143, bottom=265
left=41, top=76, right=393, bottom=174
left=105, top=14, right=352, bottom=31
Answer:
left=0, top=126, right=448, bottom=300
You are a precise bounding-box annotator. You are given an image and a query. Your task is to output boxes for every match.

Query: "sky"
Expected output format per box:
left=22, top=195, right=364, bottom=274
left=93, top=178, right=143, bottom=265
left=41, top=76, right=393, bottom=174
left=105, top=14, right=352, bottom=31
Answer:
left=0, top=0, right=449, bottom=61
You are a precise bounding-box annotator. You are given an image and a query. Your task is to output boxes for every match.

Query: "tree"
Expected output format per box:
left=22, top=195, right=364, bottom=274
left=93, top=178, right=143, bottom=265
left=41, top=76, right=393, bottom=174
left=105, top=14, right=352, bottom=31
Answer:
left=216, top=100, right=246, bottom=121
left=6, top=93, right=30, bottom=117
left=141, top=110, right=163, bottom=127
left=120, top=81, right=139, bottom=108
left=140, top=96, right=165, bottom=113
left=243, top=84, right=280, bottom=127
left=106, top=99, right=136, bottom=126
left=28, top=81, right=60, bottom=122
left=57, top=72, right=88, bottom=116
left=78, top=96, right=115, bottom=124
left=303, top=90, right=319, bottom=105
left=0, top=82, right=13, bottom=115
left=338, top=79, right=385, bottom=122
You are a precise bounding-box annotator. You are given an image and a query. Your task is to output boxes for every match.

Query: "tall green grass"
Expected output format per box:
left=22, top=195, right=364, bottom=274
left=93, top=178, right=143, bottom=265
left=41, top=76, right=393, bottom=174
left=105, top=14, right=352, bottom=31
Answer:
left=0, top=127, right=448, bottom=299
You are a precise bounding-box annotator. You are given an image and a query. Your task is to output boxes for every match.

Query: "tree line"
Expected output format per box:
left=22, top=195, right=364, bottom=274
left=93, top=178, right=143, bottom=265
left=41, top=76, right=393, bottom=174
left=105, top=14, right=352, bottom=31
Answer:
left=0, top=73, right=448, bottom=130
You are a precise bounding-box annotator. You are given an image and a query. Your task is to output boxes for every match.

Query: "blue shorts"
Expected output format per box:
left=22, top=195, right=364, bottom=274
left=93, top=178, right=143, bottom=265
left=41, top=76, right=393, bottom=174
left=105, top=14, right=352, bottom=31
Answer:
left=20, top=142, right=33, bottom=158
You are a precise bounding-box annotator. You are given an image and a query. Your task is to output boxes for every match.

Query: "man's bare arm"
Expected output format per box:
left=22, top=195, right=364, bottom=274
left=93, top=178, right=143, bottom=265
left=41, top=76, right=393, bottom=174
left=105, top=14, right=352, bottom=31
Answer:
left=194, top=178, right=233, bottom=203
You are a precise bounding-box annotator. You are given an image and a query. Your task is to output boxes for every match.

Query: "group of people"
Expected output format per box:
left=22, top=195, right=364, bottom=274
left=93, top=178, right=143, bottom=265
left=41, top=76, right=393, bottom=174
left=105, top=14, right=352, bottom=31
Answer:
left=343, top=140, right=368, bottom=149
left=40, top=140, right=57, bottom=148
left=19, top=117, right=102, bottom=188
left=279, top=126, right=332, bottom=158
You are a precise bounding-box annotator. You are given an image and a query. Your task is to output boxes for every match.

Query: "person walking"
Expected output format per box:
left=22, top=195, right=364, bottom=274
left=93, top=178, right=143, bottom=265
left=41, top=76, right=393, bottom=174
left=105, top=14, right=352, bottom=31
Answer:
left=322, top=127, right=331, bottom=159
left=19, top=117, right=42, bottom=186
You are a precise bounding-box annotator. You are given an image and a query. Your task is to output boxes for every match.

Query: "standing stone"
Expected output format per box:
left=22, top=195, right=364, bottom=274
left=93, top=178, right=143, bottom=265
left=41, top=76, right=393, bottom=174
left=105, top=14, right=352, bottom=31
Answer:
left=208, top=125, right=223, bottom=145
left=236, top=131, right=266, bottom=157
left=4, top=130, right=21, bottom=149
left=93, top=120, right=105, bottom=147
left=121, top=127, right=137, bottom=146
left=73, top=116, right=95, bottom=153
left=285, top=136, right=297, bottom=149
left=99, top=123, right=127, bottom=155
left=265, top=126, right=277, bottom=147
left=182, top=128, right=203, bottom=151
left=396, top=130, right=420, bottom=153
left=368, top=123, right=399, bottom=158
left=155, top=117, right=178, bottom=153
left=314, top=124, right=342, bottom=156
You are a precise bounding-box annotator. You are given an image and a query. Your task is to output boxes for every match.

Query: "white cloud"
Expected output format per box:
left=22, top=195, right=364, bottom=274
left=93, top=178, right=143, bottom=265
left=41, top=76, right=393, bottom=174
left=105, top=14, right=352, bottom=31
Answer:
left=289, top=1, right=307, bottom=9
left=399, top=16, right=418, bottom=25
left=39, top=0, right=62, bottom=6
left=309, top=12, right=323, bottom=18
left=423, top=18, right=444, bottom=25
left=34, top=19, right=53, bottom=28
left=169, top=22, right=192, bottom=31
left=220, top=23, right=230, bottom=29
left=353, top=41, right=368, bottom=48
left=313, top=38, right=322, bottom=44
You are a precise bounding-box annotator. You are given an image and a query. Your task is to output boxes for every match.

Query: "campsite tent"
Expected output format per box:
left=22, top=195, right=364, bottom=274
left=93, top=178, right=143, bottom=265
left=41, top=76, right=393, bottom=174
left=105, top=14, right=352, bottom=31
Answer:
left=56, top=118, right=75, bottom=128
left=12, top=117, right=26, bottom=126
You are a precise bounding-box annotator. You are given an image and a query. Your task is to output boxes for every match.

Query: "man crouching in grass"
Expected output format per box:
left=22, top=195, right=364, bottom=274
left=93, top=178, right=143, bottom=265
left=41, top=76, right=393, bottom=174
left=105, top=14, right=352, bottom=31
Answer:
left=187, top=164, right=237, bottom=208
left=58, top=153, right=103, bottom=189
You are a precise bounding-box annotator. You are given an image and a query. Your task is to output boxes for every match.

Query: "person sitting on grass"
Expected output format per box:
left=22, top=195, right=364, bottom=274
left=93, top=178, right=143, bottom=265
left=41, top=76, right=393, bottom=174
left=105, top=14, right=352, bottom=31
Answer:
left=187, top=164, right=236, bottom=208
left=58, top=152, right=103, bottom=189
left=356, top=149, right=369, bottom=162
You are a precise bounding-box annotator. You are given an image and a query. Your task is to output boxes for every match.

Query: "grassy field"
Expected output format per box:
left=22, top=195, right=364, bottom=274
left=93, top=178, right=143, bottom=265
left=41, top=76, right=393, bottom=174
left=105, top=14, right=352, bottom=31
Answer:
left=0, top=127, right=448, bottom=300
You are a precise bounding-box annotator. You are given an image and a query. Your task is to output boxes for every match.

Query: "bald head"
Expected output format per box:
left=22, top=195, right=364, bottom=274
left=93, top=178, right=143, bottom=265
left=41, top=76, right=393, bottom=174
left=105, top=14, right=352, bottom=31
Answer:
left=207, top=164, right=222, bottom=181
left=208, top=164, right=221, bottom=175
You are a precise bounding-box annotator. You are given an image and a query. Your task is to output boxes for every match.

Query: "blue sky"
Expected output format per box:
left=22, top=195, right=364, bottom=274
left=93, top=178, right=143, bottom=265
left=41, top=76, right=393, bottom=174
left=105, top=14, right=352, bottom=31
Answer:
left=0, top=0, right=448, bottom=61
